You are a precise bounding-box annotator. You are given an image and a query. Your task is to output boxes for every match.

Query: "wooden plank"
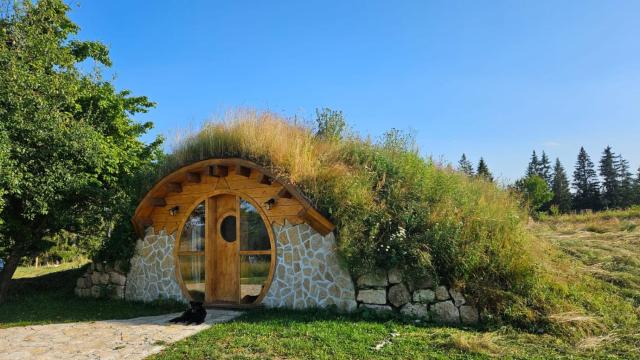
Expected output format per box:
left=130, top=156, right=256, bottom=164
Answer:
left=165, top=182, right=182, bottom=193
left=212, top=194, right=240, bottom=303
left=185, top=172, right=201, bottom=183
left=239, top=250, right=271, bottom=255
left=205, top=196, right=215, bottom=304
left=235, top=165, right=251, bottom=177
left=140, top=218, right=153, bottom=228
left=150, top=197, right=166, bottom=207
left=209, top=165, right=229, bottom=177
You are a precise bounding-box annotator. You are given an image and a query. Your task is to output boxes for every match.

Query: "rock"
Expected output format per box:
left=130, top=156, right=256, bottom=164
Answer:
left=74, top=287, right=82, bottom=297
left=109, top=272, right=127, bottom=286
left=359, top=304, right=393, bottom=313
left=408, top=276, right=435, bottom=292
left=91, top=286, right=102, bottom=298
left=356, top=289, right=387, bottom=305
left=114, top=260, right=126, bottom=273
left=413, top=289, right=435, bottom=303
left=96, top=263, right=104, bottom=272
left=76, top=277, right=86, bottom=289
left=435, top=286, right=450, bottom=301
left=357, top=270, right=388, bottom=288
left=431, top=301, right=460, bottom=324
left=99, top=272, right=110, bottom=285
left=91, top=272, right=101, bottom=285
left=450, top=289, right=466, bottom=307
left=387, top=268, right=403, bottom=284
left=388, top=284, right=411, bottom=307
left=460, top=305, right=479, bottom=324
left=111, top=285, right=125, bottom=299
left=400, top=303, right=429, bottom=319
left=83, top=274, right=92, bottom=287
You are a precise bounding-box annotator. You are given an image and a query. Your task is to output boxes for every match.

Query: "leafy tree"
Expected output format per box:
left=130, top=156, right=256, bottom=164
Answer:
left=514, top=175, right=553, bottom=214
left=476, top=157, right=493, bottom=182
left=616, top=155, right=635, bottom=208
left=572, top=147, right=600, bottom=211
left=457, top=153, right=474, bottom=176
left=551, top=158, right=572, bottom=213
left=526, top=150, right=540, bottom=177
left=0, top=0, right=161, bottom=302
left=315, top=108, right=346, bottom=141
left=539, top=151, right=552, bottom=186
left=599, top=146, right=619, bottom=209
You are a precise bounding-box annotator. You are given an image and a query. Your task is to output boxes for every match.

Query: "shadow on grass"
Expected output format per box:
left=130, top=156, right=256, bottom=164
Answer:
left=0, top=266, right=184, bottom=329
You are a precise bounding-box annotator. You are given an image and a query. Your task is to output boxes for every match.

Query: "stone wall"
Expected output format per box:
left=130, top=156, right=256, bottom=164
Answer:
left=125, top=228, right=186, bottom=303
left=74, top=262, right=127, bottom=299
left=355, top=268, right=479, bottom=324
left=262, top=221, right=357, bottom=312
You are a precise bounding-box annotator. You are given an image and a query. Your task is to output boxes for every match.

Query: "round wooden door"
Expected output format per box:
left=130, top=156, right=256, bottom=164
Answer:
left=176, top=193, right=274, bottom=306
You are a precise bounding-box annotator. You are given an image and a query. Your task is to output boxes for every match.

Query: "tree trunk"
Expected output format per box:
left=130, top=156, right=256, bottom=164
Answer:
left=0, top=247, right=23, bottom=303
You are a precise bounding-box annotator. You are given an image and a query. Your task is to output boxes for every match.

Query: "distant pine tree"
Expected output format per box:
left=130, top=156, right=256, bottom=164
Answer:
left=539, top=151, right=552, bottom=186
left=476, top=157, right=493, bottom=182
left=458, top=153, right=475, bottom=176
left=551, top=158, right=572, bottom=213
left=635, top=167, right=640, bottom=205
left=526, top=150, right=540, bottom=177
left=599, top=146, right=619, bottom=209
left=573, top=147, right=600, bottom=211
left=617, top=154, right=634, bottom=208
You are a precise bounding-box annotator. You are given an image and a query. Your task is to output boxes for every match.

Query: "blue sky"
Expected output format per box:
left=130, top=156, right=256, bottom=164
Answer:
left=69, top=1, right=640, bottom=182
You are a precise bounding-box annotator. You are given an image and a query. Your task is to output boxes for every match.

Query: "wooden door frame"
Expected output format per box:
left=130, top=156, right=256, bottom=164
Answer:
left=174, top=189, right=276, bottom=307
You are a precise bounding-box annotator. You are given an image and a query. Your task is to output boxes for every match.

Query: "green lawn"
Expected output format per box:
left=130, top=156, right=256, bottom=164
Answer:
left=151, top=308, right=626, bottom=360
left=0, top=263, right=184, bottom=329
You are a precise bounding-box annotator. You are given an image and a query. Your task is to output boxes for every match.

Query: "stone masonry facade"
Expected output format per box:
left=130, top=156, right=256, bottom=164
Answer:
left=262, top=221, right=357, bottom=312
left=355, top=268, right=480, bottom=325
left=125, top=228, right=186, bottom=302
left=74, top=223, right=480, bottom=325
left=74, top=261, right=127, bottom=300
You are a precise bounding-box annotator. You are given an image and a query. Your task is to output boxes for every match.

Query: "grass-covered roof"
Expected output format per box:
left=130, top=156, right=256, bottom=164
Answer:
left=137, top=110, right=637, bottom=333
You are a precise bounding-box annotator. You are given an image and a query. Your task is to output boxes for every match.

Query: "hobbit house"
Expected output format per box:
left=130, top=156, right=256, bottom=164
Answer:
left=75, top=158, right=478, bottom=324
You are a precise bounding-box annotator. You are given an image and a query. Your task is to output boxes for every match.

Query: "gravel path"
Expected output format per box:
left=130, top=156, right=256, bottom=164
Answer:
left=0, top=309, right=242, bottom=360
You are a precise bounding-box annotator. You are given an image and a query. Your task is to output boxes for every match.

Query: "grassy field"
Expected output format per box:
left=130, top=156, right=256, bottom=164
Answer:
left=2, top=210, right=639, bottom=358
left=0, top=262, right=183, bottom=329
left=153, top=210, right=640, bottom=359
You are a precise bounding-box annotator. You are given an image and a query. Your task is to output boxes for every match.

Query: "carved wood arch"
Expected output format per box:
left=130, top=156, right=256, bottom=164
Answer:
left=132, top=158, right=335, bottom=237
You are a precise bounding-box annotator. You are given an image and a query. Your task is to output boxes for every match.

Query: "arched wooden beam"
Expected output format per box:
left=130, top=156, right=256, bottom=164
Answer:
left=132, top=158, right=335, bottom=237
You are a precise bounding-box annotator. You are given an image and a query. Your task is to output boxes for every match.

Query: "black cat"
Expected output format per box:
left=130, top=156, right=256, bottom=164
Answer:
left=169, top=301, right=207, bottom=325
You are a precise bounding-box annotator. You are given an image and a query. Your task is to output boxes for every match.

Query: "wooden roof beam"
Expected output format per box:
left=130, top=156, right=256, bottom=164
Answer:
left=235, top=165, right=251, bottom=177
left=209, top=165, right=229, bottom=177
left=150, top=197, right=166, bottom=207
left=185, top=172, right=201, bottom=183
left=258, top=173, right=272, bottom=185
left=165, top=182, right=182, bottom=193
left=276, top=187, right=292, bottom=199
left=299, top=208, right=335, bottom=236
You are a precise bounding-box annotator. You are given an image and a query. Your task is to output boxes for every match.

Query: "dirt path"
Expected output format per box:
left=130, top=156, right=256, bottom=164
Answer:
left=0, top=309, right=241, bottom=360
